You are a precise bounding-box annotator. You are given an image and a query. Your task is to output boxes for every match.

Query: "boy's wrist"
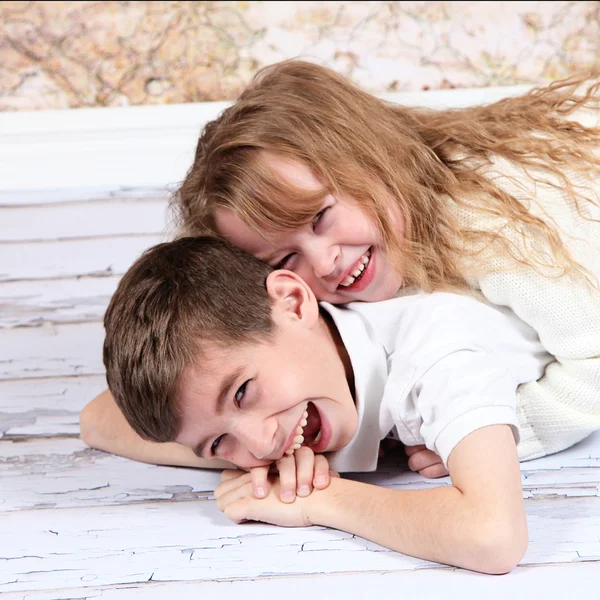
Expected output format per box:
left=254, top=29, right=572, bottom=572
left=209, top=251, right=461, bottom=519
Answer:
left=302, top=475, right=351, bottom=527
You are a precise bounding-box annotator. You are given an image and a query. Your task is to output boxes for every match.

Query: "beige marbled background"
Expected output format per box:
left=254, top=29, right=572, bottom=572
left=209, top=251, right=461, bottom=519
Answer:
left=1, top=1, right=599, bottom=112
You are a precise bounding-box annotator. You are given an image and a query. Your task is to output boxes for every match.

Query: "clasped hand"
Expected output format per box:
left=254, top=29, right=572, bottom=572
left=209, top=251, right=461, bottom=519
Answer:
left=215, top=446, right=337, bottom=527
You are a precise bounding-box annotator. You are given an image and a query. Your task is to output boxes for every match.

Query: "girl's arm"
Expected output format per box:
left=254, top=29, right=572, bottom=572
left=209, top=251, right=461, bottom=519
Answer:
left=470, top=155, right=600, bottom=459
left=479, top=265, right=600, bottom=459
left=80, top=389, right=234, bottom=470
left=216, top=424, right=528, bottom=575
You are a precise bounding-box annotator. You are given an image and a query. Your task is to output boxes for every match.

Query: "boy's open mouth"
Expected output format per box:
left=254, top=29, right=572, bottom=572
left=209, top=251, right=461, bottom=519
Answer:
left=284, top=402, right=322, bottom=456
left=303, top=401, right=322, bottom=445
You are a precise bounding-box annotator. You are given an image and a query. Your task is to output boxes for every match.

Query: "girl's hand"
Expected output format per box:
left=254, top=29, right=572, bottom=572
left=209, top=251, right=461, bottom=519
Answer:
left=247, top=446, right=331, bottom=502
left=404, top=444, right=449, bottom=478
left=216, top=467, right=339, bottom=528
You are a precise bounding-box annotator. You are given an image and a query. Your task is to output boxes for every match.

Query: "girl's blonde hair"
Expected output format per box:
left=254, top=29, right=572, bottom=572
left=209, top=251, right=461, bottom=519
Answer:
left=173, top=59, right=600, bottom=293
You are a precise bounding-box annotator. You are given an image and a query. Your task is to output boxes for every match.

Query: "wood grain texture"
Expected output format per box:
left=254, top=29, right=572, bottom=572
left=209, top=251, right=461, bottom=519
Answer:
left=2, top=433, right=598, bottom=513
left=1, top=199, right=169, bottom=242
left=0, top=322, right=105, bottom=380
left=0, top=277, right=117, bottom=328
left=0, top=376, right=106, bottom=436
left=0, top=236, right=163, bottom=282
left=2, top=562, right=600, bottom=600
left=2, top=90, right=599, bottom=597
left=1, top=494, right=599, bottom=594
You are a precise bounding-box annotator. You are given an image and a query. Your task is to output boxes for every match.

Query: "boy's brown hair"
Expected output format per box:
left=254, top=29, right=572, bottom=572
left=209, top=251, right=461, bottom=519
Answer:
left=103, top=236, right=274, bottom=442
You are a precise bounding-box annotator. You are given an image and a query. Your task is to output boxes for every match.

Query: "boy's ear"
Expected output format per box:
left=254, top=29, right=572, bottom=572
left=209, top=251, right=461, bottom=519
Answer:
left=265, top=270, right=319, bottom=327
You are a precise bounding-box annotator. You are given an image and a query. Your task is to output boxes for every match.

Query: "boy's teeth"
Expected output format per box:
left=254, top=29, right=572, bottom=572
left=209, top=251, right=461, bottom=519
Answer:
left=285, top=409, right=310, bottom=457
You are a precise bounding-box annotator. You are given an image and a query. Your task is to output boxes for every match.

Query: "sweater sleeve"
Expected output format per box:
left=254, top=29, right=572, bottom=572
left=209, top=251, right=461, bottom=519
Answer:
left=475, top=230, right=600, bottom=460
left=451, top=97, right=600, bottom=459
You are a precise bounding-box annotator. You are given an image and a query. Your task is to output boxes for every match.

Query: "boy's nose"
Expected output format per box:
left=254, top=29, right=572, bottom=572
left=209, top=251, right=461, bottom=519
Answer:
left=235, top=417, right=277, bottom=460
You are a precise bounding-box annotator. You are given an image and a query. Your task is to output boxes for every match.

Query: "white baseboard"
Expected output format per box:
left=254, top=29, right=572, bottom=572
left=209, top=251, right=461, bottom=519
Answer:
left=0, top=86, right=531, bottom=194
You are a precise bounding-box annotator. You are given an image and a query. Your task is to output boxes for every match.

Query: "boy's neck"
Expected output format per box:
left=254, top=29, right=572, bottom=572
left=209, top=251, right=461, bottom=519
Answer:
left=318, top=309, right=356, bottom=402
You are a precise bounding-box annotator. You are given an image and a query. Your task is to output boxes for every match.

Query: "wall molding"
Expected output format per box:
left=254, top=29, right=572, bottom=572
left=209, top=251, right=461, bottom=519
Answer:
left=0, top=86, right=530, bottom=194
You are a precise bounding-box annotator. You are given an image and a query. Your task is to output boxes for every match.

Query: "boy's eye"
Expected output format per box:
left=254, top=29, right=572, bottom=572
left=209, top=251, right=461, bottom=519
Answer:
left=234, top=380, right=249, bottom=407
left=211, top=435, right=224, bottom=456
left=273, top=253, right=296, bottom=269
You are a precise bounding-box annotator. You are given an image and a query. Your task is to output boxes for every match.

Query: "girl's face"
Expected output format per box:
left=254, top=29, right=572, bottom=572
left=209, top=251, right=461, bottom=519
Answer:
left=214, top=155, right=404, bottom=304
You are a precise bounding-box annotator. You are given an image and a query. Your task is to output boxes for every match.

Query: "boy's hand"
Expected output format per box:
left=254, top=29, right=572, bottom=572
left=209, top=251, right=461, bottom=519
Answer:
left=216, top=467, right=339, bottom=528
left=248, top=446, right=331, bottom=502
left=404, top=444, right=449, bottom=478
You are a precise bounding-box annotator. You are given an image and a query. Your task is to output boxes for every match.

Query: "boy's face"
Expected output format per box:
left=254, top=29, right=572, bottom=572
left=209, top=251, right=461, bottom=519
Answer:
left=175, top=271, right=358, bottom=468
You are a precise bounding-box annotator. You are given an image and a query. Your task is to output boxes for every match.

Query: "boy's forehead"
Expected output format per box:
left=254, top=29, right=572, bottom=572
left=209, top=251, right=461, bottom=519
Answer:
left=180, top=337, right=267, bottom=390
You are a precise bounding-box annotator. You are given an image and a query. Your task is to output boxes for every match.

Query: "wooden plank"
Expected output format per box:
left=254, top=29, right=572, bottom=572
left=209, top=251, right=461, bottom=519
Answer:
left=350, top=432, right=600, bottom=496
left=0, top=235, right=163, bottom=282
left=0, top=322, right=104, bottom=380
left=2, top=562, right=600, bottom=600
left=0, top=375, right=106, bottom=436
left=0, top=437, right=222, bottom=512
left=0, top=494, right=598, bottom=593
left=0, top=199, right=169, bottom=242
left=2, top=433, right=599, bottom=513
left=0, top=186, right=169, bottom=208
left=0, top=277, right=116, bottom=328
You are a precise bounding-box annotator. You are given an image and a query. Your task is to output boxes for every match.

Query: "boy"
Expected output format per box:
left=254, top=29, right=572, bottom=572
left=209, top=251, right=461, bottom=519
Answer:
left=87, top=236, right=553, bottom=574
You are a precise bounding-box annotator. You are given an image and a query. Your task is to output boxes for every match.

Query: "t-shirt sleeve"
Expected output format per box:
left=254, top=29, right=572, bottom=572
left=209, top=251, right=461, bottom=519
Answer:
left=414, top=348, right=520, bottom=467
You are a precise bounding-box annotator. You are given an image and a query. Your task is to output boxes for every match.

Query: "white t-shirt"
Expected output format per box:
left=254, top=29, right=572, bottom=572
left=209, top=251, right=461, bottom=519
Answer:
left=324, top=292, right=553, bottom=473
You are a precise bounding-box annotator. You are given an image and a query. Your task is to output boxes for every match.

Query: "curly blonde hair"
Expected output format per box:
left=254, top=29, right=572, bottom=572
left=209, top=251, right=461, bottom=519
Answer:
left=173, top=59, right=600, bottom=293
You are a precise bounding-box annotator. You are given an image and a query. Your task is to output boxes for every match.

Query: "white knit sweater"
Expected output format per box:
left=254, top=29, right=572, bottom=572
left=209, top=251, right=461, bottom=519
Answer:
left=453, top=104, right=600, bottom=460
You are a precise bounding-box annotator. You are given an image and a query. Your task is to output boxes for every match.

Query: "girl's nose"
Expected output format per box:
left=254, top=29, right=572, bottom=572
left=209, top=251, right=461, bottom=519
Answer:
left=307, top=242, right=339, bottom=279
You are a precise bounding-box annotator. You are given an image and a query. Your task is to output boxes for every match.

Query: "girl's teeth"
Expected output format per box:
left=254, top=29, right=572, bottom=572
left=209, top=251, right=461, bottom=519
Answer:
left=340, top=251, right=370, bottom=287
left=312, top=429, right=322, bottom=445
left=296, top=426, right=303, bottom=434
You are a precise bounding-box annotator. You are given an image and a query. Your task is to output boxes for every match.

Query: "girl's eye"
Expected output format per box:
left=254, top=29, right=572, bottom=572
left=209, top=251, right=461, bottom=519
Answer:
left=311, top=206, right=330, bottom=230
left=274, top=253, right=296, bottom=270
left=211, top=435, right=224, bottom=456
left=234, top=380, right=249, bottom=407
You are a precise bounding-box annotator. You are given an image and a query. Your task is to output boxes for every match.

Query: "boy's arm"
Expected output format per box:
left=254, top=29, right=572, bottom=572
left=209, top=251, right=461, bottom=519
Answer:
left=80, top=389, right=234, bottom=470
left=311, top=425, right=526, bottom=573
left=218, top=425, right=527, bottom=574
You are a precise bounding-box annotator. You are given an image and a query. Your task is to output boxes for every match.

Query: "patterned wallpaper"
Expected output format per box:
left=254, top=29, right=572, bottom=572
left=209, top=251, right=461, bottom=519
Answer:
left=1, top=1, right=599, bottom=111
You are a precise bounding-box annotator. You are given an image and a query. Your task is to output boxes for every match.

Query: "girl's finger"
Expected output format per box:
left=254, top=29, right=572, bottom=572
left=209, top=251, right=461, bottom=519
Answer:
left=407, top=449, right=443, bottom=473
left=419, top=463, right=449, bottom=479
left=312, top=453, right=331, bottom=490
left=404, top=444, right=427, bottom=458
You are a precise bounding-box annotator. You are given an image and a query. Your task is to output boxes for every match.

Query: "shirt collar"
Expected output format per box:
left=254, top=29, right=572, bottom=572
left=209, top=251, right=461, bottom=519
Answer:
left=320, top=302, right=388, bottom=473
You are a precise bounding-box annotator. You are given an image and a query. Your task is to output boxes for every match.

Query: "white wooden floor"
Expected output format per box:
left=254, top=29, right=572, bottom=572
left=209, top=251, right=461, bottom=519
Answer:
left=2, top=90, right=600, bottom=598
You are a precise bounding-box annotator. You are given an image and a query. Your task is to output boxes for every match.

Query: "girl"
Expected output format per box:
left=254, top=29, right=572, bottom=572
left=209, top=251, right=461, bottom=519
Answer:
left=173, top=59, right=600, bottom=471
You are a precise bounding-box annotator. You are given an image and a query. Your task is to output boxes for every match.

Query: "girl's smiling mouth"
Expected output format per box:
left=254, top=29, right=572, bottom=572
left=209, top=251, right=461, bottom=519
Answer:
left=338, top=247, right=374, bottom=292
